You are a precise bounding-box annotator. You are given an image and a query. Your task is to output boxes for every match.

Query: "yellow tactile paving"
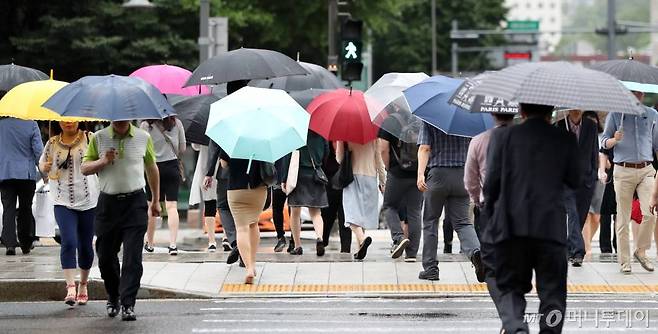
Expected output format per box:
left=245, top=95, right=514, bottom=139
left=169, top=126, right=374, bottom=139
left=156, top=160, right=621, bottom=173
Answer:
left=219, top=283, right=658, bottom=295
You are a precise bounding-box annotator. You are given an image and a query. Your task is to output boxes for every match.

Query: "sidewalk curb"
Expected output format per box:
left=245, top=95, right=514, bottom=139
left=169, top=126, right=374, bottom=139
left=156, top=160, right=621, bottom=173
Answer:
left=0, top=279, right=212, bottom=302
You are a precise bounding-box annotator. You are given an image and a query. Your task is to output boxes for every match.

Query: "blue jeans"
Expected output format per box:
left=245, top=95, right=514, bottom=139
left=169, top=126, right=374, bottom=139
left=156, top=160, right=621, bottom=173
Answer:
left=564, top=189, right=585, bottom=259
left=53, top=206, right=95, bottom=270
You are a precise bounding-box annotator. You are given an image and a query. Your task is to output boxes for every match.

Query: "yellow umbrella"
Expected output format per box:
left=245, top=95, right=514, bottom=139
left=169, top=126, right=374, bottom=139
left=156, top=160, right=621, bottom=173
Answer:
left=0, top=79, right=97, bottom=121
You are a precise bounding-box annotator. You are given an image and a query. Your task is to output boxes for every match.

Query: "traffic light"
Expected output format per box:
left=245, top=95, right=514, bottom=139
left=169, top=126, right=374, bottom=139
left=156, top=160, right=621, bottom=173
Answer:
left=340, top=19, right=363, bottom=82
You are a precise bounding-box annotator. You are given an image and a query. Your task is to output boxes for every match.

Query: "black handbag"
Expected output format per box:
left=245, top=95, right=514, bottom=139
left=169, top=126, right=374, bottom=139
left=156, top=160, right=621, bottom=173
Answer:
left=330, top=143, right=354, bottom=190
left=259, top=161, right=277, bottom=187
left=308, top=147, right=329, bottom=185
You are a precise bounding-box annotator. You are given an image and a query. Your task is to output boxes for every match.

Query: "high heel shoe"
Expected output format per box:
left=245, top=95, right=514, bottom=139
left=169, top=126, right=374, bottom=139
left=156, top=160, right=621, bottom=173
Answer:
left=64, top=284, right=77, bottom=306
left=76, top=281, right=89, bottom=305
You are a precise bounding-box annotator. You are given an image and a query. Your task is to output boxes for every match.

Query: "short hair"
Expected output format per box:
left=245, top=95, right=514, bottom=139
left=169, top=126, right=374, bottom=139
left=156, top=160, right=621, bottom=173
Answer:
left=227, top=80, right=249, bottom=94
left=492, top=113, right=515, bottom=122
left=520, top=103, right=554, bottom=118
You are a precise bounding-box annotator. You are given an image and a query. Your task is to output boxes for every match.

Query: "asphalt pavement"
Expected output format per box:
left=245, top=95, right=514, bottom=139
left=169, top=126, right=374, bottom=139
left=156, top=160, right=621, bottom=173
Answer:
left=1, top=297, right=657, bottom=333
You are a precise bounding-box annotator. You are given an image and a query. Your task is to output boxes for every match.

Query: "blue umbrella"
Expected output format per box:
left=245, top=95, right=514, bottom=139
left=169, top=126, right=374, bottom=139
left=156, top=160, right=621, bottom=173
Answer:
left=42, top=75, right=175, bottom=121
left=404, top=75, right=494, bottom=138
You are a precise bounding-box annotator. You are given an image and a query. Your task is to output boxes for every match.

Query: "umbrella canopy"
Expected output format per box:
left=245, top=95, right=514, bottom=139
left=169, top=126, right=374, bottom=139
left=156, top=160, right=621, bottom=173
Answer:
left=173, top=94, right=224, bottom=145
left=0, top=64, right=48, bottom=92
left=306, top=88, right=379, bottom=144
left=206, top=86, right=309, bottom=163
left=365, top=72, right=429, bottom=120
left=470, top=61, right=644, bottom=115
left=43, top=75, right=175, bottom=121
left=289, top=89, right=333, bottom=108
left=0, top=80, right=96, bottom=121
left=130, top=64, right=210, bottom=96
left=249, top=62, right=342, bottom=92
left=404, top=75, right=494, bottom=138
left=185, top=48, right=309, bottom=86
left=589, top=58, right=658, bottom=85
left=448, top=72, right=519, bottom=114
left=374, top=96, right=423, bottom=143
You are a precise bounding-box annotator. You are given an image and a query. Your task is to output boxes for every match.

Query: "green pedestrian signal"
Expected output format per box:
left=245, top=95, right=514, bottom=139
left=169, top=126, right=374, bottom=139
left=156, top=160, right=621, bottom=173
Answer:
left=340, top=19, right=363, bottom=82
left=342, top=40, right=362, bottom=62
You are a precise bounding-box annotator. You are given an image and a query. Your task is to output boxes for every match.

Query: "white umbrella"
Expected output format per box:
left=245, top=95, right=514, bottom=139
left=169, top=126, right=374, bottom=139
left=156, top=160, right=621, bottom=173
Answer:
left=364, top=72, right=429, bottom=120
left=470, top=61, right=644, bottom=115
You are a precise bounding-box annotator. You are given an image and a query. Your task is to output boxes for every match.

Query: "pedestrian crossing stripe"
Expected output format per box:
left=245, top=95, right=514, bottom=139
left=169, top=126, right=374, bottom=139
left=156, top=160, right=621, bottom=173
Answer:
left=219, top=284, right=658, bottom=295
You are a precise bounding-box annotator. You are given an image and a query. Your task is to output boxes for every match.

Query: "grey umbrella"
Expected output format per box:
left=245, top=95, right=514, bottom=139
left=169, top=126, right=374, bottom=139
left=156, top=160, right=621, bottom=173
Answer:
left=289, top=88, right=333, bottom=108
left=589, top=58, right=658, bottom=85
left=470, top=61, right=644, bottom=115
left=0, top=64, right=48, bottom=91
left=172, top=94, right=225, bottom=146
left=249, top=62, right=342, bottom=92
left=184, top=48, right=308, bottom=86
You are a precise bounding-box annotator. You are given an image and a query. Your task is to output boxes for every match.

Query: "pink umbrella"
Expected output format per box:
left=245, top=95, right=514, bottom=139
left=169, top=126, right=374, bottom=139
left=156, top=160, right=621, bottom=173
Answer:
left=129, top=64, right=210, bottom=96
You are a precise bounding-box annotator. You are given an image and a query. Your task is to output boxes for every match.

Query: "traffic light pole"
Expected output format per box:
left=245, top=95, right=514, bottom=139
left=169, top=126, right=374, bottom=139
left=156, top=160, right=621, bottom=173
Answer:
left=328, top=0, right=338, bottom=72
left=607, top=0, right=616, bottom=59
left=431, top=0, right=437, bottom=74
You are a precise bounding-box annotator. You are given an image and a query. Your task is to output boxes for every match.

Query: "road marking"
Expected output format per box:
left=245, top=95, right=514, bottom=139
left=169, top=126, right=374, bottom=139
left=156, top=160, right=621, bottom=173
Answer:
left=199, top=306, right=658, bottom=312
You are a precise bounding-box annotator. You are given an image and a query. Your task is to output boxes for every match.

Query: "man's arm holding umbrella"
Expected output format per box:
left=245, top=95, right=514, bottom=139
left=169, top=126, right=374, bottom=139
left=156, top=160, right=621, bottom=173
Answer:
left=416, top=123, right=432, bottom=192
left=81, top=133, right=117, bottom=175
left=602, top=113, right=623, bottom=149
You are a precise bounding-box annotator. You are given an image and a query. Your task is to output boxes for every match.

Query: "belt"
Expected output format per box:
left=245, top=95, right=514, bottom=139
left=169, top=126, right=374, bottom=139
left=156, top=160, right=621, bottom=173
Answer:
left=615, top=162, right=652, bottom=169
left=102, top=189, right=144, bottom=200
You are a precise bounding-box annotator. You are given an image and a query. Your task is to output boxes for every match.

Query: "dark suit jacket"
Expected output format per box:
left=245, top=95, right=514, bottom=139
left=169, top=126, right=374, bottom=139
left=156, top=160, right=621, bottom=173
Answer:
left=483, top=117, right=581, bottom=245
left=556, top=117, right=598, bottom=188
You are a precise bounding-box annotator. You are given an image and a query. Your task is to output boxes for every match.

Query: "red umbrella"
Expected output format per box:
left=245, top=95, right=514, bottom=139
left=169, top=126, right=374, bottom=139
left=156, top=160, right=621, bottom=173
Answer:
left=306, top=88, right=379, bottom=144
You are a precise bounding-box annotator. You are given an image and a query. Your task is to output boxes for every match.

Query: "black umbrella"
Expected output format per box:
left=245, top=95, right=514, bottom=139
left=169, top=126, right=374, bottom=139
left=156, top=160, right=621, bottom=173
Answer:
left=589, top=58, right=658, bottom=85
left=250, top=62, right=342, bottom=92
left=0, top=64, right=48, bottom=91
left=184, top=48, right=308, bottom=86
left=289, top=88, right=333, bottom=108
left=172, top=94, right=225, bottom=145
left=448, top=72, right=519, bottom=114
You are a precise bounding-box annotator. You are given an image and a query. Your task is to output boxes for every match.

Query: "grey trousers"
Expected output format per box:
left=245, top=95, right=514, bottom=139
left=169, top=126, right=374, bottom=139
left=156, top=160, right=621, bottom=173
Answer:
left=422, top=167, right=480, bottom=270
left=216, top=178, right=236, bottom=244
left=382, top=172, right=423, bottom=257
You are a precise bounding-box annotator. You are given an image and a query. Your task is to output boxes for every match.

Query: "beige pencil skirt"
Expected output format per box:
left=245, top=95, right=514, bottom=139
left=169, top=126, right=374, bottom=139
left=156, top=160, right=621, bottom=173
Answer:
left=227, top=186, right=268, bottom=228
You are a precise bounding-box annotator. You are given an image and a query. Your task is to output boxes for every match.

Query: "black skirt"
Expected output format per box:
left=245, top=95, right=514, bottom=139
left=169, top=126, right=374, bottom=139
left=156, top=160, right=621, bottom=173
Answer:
left=288, top=172, right=328, bottom=208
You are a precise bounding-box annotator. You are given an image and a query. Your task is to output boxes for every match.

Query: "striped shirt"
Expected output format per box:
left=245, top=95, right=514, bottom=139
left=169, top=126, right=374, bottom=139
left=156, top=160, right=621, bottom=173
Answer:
left=417, top=122, right=470, bottom=168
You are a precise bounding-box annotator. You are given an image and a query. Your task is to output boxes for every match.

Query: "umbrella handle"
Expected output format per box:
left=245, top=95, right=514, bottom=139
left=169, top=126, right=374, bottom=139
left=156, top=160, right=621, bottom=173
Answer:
left=246, top=154, right=255, bottom=174
left=620, top=113, right=625, bottom=132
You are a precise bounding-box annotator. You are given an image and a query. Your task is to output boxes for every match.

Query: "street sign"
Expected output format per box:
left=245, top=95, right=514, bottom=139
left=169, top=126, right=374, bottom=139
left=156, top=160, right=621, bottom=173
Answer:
left=507, top=20, right=539, bottom=31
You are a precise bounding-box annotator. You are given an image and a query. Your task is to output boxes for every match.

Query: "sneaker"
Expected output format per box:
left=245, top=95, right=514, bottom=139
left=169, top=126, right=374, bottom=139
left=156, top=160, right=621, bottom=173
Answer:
left=208, top=244, right=217, bottom=253
left=404, top=256, right=417, bottom=263
left=106, top=298, right=120, bottom=318
left=620, top=263, right=632, bottom=274
left=390, top=239, right=410, bottom=259
left=274, top=237, right=287, bottom=253
left=419, top=267, right=440, bottom=281
left=168, top=246, right=178, bottom=256
left=222, top=238, right=232, bottom=251
left=634, top=251, right=655, bottom=272
left=354, top=236, right=372, bottom=260
left=121, top=305, right=136, bottom=321
left=290, top=247, right=303, bottom=255
left=443, top=243, right=452, bottom=254
left=227, top=246, right=240, bottom=264
left=316, top=238, right=325, bottom=256
left=143, top=243, right=154, bottom=253
left=287, top=239, right=296, bottom=253
left=570, top=257, right=583, bottom=267
left=471, top=249, right=486, bottom=283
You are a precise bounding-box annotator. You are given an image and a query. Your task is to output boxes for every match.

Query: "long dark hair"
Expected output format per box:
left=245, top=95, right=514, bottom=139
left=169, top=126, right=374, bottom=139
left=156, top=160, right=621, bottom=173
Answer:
left=147, top=116, right=176, bottom=132
left=583, top=111, right=603, bottom=133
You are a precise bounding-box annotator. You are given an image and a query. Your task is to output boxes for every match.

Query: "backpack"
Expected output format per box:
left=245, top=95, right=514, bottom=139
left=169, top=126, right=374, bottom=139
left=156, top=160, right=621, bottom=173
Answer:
left=388, top=113, right=419, bottom=172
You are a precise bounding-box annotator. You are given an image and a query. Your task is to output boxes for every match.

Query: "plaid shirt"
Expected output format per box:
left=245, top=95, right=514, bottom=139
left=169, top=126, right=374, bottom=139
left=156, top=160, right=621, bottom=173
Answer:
left=417, top=122, right=470, bottom=168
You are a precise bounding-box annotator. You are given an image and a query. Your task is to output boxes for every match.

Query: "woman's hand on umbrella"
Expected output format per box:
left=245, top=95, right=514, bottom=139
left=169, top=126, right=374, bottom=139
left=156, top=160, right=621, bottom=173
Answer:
left=203, top=176, right=213, bottom=190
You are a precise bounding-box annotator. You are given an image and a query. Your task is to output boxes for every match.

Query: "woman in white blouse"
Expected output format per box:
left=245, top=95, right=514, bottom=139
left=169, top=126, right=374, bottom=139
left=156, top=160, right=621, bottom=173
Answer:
left=39, top=121, right=99, bottom=307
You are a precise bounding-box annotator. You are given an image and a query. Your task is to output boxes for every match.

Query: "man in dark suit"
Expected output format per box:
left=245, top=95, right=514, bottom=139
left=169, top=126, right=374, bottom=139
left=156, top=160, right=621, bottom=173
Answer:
left=484, top=103, right=581, bottom=334
left=556, top=109, right=598, bottom=266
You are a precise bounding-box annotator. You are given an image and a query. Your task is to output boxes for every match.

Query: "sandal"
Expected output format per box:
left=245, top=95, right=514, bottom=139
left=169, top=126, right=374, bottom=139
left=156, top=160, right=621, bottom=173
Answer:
left=65, top=284, right=77, bottom=306
left=76, top=281, right=89, bottom=305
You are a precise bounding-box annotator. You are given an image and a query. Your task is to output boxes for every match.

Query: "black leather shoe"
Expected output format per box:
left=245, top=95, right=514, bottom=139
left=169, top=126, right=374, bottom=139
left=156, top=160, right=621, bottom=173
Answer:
left=20, top=244, right=31, bottom=255
left=418, top=267, right=440, bottom=281
left=227, top=246, right=240, bottom=264
left=106, top=298, right=120, bottom=318
left=121, top=305, right=136, bottom=321
left=316, top=238, right=325, bottom=256
left=274, top=237, right=287, bottom=253
left=6, top=247, right=15, bottom=256
left=471, top=249, right=486, bottom=283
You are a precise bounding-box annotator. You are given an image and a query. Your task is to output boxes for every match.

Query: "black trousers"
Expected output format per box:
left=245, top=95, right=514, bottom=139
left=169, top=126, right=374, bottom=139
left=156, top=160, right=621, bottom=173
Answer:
left=322, top=185, right=351, bottom=253
left=600, top=214, right=617, bottom=253
left=0, top=179, right=36, bottom=249
left=494, top=238, right=568, bottom=334
left=95, top=191, right=148, bottom=307
left=272, top=187, right=287, bottom=239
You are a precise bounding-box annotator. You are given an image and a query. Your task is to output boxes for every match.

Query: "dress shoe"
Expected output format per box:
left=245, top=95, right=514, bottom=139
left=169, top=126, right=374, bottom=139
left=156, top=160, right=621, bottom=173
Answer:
left=6, top=247, right=15, bottom=256
left=316, top=238, right=325, bottom=256
left=121, top=305, right=136, bottom=321
left=354, top=237, right=372, bottom=260
left=419, top=267, right=440, bottom=281
left=634, top=251, right=655, bottom=272
left=106, top=298, right=120, bottom=318
left=20, top=244, right=31, bottom=255
left=471, top=249, right=486, bottom=283
left=227, top=246, right=240, bottom=264
left=273, top=237, right=287, bottom=253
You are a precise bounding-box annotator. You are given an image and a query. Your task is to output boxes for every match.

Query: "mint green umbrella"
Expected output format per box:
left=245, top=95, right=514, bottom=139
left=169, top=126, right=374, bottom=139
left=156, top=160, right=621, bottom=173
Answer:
left=206, top=86, right=309, bottom=170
